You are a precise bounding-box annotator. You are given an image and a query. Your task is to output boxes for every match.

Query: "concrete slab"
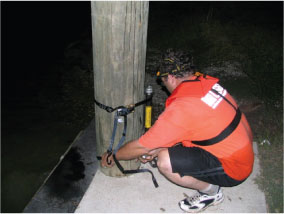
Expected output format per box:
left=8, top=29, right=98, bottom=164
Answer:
left=75, top=142, right=266, bottom=213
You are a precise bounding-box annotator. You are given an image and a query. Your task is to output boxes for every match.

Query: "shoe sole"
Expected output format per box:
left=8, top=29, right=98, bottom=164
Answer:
left=179, top=194, right=225, bottom=213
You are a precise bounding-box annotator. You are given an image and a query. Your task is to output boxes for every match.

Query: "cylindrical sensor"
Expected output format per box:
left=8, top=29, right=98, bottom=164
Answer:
left=145, top=85, right=153, bottom=129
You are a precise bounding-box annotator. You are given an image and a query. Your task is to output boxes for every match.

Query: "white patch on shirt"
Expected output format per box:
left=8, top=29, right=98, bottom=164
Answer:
left=201, top=83, right=227, bottom=109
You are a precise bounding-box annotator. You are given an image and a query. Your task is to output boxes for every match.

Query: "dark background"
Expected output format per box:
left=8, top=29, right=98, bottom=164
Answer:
left=2, top=1, right=91, bottom=105
left=2, top=2, right=92, bottom=212
left=2, top=1, right=282, bottom=107
left=1, top=1, right=283, bottom=212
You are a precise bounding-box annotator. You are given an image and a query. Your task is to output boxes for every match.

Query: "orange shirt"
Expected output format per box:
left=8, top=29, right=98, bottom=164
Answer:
left=139, top=75, right=254, bottom=181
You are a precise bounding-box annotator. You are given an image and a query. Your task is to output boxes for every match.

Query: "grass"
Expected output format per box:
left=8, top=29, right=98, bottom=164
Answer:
left=257, top=143, right=283, bottom=213
left=253, top=106, right=283, bottom=213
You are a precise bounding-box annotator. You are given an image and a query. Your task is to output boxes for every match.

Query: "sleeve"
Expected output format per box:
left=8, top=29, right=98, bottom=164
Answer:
left=138, top=101, right=191, bottom=149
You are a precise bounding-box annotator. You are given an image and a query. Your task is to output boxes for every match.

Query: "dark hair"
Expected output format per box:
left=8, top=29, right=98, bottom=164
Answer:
left=159, top=49, right=196, bottom=78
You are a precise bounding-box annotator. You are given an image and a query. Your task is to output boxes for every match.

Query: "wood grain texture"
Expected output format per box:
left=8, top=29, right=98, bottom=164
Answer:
left=91, top=1, right=149, bottom=176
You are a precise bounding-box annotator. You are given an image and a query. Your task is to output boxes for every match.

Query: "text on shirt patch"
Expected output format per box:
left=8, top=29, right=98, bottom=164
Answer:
left=201, top=83, right=227, bottom=109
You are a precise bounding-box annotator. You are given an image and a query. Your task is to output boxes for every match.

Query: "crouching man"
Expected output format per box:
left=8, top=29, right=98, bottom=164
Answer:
left=101, top=49, right=254, bottom=213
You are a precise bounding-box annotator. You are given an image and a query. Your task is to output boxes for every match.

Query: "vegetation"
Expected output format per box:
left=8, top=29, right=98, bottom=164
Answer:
left=254, top=107, right=283, bottom=213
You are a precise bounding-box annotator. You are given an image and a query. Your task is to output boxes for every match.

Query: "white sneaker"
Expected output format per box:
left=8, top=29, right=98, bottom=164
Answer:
left=179, top=188, right=224, bottom=213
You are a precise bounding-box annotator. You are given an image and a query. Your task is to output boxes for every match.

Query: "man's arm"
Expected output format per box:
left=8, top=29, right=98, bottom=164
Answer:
left=115, top=139, right=150, bottom=160
left=101, top=139, right=152, bottom=168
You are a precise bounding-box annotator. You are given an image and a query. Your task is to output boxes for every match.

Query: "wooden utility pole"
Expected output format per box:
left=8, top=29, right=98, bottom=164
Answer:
left=91, top=1, right=149, bottom=177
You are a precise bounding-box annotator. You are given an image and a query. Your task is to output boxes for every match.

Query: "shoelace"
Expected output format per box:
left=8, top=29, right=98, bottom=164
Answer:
left=187, top=193, right=203, bottom=204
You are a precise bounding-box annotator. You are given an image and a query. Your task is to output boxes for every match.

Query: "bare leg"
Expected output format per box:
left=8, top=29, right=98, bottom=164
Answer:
left=157, top=148, right=210, bottom=191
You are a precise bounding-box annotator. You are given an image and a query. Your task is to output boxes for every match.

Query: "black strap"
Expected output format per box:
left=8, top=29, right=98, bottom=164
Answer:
left=211, top=89, right=237, bottom=110
left=94, top=95, right=153, bottom=114
left=95, top=95, right=159, bottom=188
left=94, top=99, right=118, bottom=113
left=113, top=154, right=159, bottom=188
left=192, top=108, right=241, bottom=146
left=192, top=88, right=242, bottom=146
left=109, top=113, right=158, bottom=188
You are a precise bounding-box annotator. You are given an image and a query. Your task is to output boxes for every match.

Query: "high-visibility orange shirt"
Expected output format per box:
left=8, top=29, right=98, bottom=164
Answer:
left=139, top=75, right=254, bottom=181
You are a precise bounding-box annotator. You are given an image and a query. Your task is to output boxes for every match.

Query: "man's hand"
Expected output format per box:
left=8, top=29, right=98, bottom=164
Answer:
left=139, top=148, right=164, bottom=163
left=101, top=152, right=115, bottom=168
left=139, top=154, right=154, bottom=163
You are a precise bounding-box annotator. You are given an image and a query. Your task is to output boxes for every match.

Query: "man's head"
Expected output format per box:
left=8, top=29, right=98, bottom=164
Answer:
left=157, top=49, right=196, bottom=93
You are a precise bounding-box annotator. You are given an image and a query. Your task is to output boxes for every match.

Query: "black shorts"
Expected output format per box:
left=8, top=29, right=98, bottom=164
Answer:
left=168, top=144, right=246, bottom=187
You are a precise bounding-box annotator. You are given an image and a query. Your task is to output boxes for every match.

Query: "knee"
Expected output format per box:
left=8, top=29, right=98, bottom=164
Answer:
left=157, top=149, right=172, bottom=174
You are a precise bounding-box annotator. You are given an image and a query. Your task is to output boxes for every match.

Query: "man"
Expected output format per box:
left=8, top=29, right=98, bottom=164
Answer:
left=101, top=49, right=254, bottom=213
